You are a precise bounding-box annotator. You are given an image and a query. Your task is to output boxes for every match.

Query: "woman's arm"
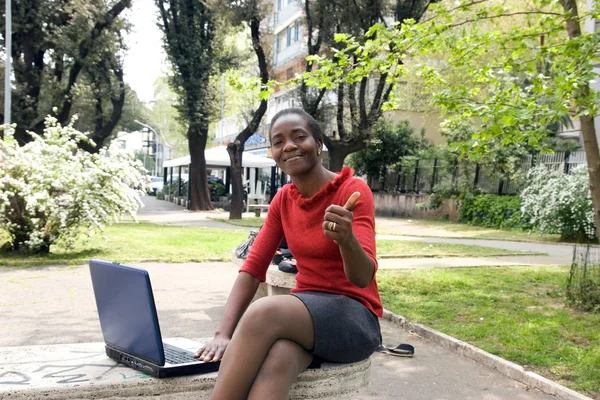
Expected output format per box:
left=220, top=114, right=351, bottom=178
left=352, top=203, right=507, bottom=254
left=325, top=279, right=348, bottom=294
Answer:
left=323, top=190, right=377, bottom=288
left=194, top=271, right=260, bottom=362
left=338, top=234, right=375, bottom=288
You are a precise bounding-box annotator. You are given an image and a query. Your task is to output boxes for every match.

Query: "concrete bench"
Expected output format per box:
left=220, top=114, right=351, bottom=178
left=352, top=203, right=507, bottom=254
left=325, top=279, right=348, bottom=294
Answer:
left=0, top=338, right=372, bottom=400
left=232, top=252, right=296, bottom=299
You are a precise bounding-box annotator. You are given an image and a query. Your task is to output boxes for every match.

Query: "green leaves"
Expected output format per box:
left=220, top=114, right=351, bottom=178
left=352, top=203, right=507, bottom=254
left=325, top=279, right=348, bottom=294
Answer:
left=301, top=0, right=598, bottom=163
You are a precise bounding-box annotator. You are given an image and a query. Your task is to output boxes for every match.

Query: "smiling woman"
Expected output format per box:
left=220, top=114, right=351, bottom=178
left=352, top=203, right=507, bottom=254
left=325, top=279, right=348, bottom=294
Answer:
left=269, top=109, right=324, bottom=178
left=198, top=108, right=384, bottom=400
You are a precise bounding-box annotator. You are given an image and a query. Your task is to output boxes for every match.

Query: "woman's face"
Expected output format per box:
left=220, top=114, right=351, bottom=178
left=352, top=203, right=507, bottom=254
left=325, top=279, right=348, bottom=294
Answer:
left=270, top=113, right=321, bottom=177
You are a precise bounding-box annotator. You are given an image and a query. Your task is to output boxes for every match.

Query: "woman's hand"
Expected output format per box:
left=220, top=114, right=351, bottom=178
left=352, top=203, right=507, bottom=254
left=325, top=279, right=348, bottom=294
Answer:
left=323, top=192, right=360, bottom=247
left=194, top=333, right=230, bottom=363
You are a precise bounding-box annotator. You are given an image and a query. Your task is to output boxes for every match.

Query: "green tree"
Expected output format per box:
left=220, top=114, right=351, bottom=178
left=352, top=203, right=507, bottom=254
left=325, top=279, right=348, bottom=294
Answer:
left=349, top=120, right=424, bottom=185
left=305, top=0, right=600, bottom=237
left=1, top=0, right=132, bottom=149
left=297, top=0, right=438, bottom=171
left=212, top=0, right=270, bottom=220
left=147, top=77, right=189, bottom=158
left=155, top=0, right=220, bottom=210
left=70, top=82, right=149, bottom=152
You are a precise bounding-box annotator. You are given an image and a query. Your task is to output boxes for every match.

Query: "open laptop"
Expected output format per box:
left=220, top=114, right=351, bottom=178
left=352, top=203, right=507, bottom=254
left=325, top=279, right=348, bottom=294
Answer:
left=89, top=259, right=220, bottom=378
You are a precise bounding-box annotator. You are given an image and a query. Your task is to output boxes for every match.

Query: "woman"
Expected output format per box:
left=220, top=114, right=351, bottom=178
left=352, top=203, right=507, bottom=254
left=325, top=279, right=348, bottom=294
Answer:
left=195, top=108, right=382, bottom=400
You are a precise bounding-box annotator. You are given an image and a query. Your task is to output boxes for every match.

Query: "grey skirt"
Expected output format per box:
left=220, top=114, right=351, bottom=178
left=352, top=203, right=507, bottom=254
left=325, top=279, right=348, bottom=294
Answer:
left=291, top=291, right=381, bottom=368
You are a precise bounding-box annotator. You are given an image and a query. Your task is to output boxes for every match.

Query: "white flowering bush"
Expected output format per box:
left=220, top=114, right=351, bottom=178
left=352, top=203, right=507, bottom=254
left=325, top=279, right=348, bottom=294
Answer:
left=520, top=165, right=596, bottom=241
left=0, top=116, right=148, bottom=253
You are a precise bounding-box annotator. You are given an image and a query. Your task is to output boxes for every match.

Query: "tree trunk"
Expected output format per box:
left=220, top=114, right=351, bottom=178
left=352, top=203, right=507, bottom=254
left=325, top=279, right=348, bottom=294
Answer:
left=559, top=0, right=600, bottom=239
left=188, top=126, right=213, bottom=211
left=326, top=140, right=366, bottom=172
left=226, top=11, right=268, bottom=220
left=580, top=114, right=600, bottom=239
left=227, top=142, right=244, bottom=219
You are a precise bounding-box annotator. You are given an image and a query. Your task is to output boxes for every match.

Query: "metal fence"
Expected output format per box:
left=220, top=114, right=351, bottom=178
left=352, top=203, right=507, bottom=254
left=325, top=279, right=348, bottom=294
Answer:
left=378, top=151, right=587, bottom=195
left=567, top=244, right=600, bottom=312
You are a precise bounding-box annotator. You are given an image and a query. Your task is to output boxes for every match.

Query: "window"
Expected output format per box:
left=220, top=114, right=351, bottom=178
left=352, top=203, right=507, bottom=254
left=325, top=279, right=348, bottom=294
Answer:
left=287, top=0, right=293, bottom=4
left=286, top=26, right=292, bottom=47
left=277, top=0, right=282, bottom=11
left=293, top=24, right=299, bottom=42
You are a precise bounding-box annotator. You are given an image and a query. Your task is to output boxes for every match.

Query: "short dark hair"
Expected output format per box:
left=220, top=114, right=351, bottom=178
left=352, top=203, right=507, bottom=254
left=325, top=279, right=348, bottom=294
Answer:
left=269, top=108, right=323, bottom=143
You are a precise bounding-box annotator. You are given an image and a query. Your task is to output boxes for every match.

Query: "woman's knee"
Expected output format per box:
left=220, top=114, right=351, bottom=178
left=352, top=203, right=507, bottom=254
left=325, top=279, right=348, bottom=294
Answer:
left=256, top=339, right=312, bottom=380
left=238, top=297, right=287, bottom=335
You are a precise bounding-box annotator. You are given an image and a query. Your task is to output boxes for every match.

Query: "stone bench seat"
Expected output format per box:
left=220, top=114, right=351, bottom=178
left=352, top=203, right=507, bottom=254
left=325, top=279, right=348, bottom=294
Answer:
left=232, top=253, right=296, bottom=298
left=0, top=339, right=371, bottom=400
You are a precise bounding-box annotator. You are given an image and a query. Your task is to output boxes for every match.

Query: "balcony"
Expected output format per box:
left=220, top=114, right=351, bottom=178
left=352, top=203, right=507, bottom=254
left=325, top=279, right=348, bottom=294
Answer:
left=213, top=123, right=271, bottom=151
left=274, top=0, right=301, bottom=31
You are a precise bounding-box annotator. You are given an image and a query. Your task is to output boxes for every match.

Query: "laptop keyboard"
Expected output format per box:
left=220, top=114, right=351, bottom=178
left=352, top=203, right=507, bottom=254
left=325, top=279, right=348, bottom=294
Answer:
left=163, top=343, right=200, bottom=364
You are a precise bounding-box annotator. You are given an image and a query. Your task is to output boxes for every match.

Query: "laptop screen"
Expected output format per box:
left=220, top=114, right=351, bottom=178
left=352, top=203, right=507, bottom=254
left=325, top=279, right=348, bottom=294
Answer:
left=89, top=260, right=165, bottom=365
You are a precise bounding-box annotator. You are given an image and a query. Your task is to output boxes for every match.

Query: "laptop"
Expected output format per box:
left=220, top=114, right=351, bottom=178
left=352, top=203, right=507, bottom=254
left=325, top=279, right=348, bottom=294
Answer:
left=88, top=259, right=221, bottom=378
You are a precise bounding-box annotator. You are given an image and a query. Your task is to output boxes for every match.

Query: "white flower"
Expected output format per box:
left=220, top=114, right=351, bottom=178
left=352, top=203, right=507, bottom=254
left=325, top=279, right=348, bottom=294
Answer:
left=0, top=116, right=147, bottom=252
left=520, top=165, right=595, bottom=240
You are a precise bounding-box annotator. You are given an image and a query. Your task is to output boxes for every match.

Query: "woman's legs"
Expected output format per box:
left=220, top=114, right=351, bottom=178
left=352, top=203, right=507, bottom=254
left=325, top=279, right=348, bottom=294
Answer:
left=247, top=339, right=313, bottom=400
left=209, top=295, right=314, bottom=400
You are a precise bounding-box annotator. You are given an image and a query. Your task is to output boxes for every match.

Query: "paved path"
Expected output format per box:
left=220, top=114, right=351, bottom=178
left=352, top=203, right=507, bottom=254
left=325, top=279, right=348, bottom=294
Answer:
left=0, top=262, right=558, bottom=399
left=137, top=196, right=244, bottom=230
left=376, top=235, right=573, bottom=266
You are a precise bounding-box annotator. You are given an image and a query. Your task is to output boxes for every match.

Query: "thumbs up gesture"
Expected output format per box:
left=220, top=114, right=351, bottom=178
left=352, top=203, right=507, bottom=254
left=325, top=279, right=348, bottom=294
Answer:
left=322, top=192, right=361, bottom=247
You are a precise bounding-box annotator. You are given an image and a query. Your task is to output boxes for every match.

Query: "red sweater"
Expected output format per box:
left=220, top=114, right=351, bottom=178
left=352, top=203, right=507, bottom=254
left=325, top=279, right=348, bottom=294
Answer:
left=240, top=167, right=383, bottom=317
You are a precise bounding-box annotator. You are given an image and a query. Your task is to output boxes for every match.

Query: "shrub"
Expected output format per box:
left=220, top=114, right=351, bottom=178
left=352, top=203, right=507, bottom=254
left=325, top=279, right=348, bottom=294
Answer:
left=567, top=244, right=600, bottom=312
left=208, top=180, right=226, bottom=201
left=520, top=165, right=595, bottom=241
left=349, top=119, right=426, bottom=182
left=0, top=116, right=147, bottom=253
left=459, top=194, right=531, bottom=230
left=164, top=179, right=188, bottom=198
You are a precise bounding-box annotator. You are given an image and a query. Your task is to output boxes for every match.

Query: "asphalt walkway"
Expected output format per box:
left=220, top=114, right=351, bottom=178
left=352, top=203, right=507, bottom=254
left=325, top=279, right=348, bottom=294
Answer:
left=0, top=262, right=557, bottom=399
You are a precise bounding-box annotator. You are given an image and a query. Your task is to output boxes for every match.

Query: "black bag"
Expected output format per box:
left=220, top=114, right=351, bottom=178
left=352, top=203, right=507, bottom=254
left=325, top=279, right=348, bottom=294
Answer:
left=235, top=229, right=259, bottom=259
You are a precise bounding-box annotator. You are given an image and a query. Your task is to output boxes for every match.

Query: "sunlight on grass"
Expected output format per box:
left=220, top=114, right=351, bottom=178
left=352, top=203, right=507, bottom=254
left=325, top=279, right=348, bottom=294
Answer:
left=211, top=217, right=265, bottom=228
left=0, top=223, right=539, bottom=268
left=378, top=218, right=562, bottom=243
left=0, top=223, right=249, bottom=267
left=376, top=240, right=541, bottom=257
left=378, top=267, right=600, bottom=396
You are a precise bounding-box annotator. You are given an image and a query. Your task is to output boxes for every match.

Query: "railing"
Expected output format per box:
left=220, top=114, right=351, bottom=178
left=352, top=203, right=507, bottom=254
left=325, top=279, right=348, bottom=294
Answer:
left=214, top=124, right=270, bottom=150
left=377, top=151, right=587, bottom=195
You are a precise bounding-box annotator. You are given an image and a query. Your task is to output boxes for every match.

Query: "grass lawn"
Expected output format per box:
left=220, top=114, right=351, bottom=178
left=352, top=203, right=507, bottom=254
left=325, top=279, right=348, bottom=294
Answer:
left=377, top=218, right=562, bottom=243
left=0, top=223, right=538, bottom=267
left=376, top=240, right=540, bottom=258
left=378, top=266, right=600, bottom=397
left=211, top=217, right=265, bottom=228
left=0, top=223, right=249, bottom=267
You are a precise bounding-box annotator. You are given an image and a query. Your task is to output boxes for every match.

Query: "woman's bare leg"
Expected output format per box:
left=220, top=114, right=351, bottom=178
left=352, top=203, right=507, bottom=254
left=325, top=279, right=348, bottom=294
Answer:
left=247, top=339, right=312, bottom=400
left=209, top=295, right=314, bottom=400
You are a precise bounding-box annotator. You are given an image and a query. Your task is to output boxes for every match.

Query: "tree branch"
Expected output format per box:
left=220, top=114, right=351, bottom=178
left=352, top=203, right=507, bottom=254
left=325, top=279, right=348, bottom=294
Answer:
left=337, top=83, right=347, bottom=139
left=368, top=73, right=388, bottom=119
left=235, top=10, right=268, bottom=146
left=57, top=0, right=131, bottom=125
left=359, top=77, right=368, bottom=123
